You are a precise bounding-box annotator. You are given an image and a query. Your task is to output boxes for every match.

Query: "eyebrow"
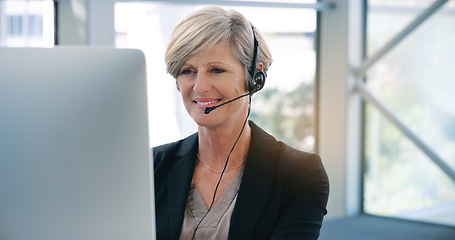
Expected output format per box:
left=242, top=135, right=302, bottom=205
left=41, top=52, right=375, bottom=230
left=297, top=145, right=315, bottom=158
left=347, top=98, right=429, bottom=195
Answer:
left=181, top=61, right=229, bottom=69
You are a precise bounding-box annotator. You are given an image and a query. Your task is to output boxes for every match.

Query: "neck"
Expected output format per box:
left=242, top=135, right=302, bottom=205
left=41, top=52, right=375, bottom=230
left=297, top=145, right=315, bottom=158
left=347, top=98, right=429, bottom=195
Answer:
left=197, top=120, right=251, bottom=169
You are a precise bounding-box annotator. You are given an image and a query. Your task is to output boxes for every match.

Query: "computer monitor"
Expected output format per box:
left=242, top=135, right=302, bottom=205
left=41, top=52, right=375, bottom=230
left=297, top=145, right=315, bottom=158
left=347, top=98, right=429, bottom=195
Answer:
left=0, top=47, right=155, bottom=240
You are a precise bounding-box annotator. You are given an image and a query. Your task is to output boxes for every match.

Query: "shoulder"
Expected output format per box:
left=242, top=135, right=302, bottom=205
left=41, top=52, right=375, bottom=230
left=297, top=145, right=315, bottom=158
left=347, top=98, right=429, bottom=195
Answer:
left=278, top=143, right=328, bottom=187
left=249, top=121, right=328, bottom=190
left=249, top=121, right=323, bottom=168
left=152, top=132, right=198, bottom=170
left=278, top=142, right=325, bottom=173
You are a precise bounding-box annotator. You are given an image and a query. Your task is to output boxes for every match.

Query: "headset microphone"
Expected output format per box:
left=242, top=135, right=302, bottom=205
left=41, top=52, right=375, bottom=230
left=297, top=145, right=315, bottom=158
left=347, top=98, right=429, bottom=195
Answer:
left=203, top=92, right=251, bottom=114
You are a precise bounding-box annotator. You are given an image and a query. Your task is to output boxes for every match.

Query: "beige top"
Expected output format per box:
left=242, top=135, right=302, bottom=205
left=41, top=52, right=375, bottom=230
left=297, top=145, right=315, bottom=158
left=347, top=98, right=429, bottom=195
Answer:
left=179, top=168, right=244, bottom=240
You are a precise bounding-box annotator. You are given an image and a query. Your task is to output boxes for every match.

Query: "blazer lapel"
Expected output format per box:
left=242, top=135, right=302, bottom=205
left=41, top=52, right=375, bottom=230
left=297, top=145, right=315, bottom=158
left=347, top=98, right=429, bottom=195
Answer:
left=166, top=133, right=198, bottom=240
left=229, top=122, right=279, bottom=239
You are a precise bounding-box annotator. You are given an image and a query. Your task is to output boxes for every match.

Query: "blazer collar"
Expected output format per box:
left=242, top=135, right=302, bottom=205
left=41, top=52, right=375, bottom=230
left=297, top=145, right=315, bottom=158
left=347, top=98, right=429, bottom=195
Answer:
left=167, top=133, right=198, bottom=240
left=229, top=121, right=280, bottom=239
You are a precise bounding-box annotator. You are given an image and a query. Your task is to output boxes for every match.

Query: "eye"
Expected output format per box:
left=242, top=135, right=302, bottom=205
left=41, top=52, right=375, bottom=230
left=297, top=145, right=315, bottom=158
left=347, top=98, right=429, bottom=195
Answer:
left=179, top=69, right=195, bottom=76
left=211, top=68, right=225, bottom=74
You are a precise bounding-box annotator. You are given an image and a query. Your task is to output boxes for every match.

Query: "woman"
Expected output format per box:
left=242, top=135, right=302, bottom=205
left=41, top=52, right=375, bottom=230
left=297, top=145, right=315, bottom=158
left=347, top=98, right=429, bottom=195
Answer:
left=153, top=6, right=329, bottom=240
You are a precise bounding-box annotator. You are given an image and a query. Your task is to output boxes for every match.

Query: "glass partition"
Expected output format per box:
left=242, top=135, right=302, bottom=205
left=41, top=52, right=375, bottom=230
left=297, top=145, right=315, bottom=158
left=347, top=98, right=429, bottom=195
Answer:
left=364, top=0, right=455, bottom=226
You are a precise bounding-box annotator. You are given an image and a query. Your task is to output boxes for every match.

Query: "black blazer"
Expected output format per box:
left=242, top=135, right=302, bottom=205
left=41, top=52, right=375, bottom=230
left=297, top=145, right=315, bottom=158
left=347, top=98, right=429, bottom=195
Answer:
left=153, top=121, right=329, bottom=240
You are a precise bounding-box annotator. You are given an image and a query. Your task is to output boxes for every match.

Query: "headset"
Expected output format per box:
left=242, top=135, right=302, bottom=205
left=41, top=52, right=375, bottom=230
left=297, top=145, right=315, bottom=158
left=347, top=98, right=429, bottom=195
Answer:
left=248, top=26, right=266, bottom=94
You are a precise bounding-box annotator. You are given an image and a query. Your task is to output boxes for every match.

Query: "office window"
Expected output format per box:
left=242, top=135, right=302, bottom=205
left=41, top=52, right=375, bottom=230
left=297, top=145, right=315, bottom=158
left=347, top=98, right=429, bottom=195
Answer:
left=364, top=0, right=455, bottom=226
left=28, top=14, right=43, bottom=36
left=6, top=15, right=23, bottom=35
left=0, top=0, right=53, bottom=47
left=115, top=2, right=317, bottom=152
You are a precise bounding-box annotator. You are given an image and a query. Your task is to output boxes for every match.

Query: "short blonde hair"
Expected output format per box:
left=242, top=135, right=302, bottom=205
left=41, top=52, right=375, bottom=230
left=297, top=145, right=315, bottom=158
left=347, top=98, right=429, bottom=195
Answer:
left=165, top=6, right=273, bottom=90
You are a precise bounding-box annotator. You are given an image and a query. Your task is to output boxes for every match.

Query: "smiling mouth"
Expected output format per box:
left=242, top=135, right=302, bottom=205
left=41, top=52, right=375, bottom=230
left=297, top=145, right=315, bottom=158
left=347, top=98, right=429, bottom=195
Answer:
left=195, top=100, right=220, bottom=106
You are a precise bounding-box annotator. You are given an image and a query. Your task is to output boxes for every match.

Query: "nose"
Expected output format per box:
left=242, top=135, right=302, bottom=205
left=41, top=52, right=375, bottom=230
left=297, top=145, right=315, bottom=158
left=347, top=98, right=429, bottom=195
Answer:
left=193, top=72, right=211, bottom=94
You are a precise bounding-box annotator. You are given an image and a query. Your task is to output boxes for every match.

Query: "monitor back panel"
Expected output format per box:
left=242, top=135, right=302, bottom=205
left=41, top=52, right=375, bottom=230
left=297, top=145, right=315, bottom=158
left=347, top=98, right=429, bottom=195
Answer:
left=0, top=47, right=154, bottom=240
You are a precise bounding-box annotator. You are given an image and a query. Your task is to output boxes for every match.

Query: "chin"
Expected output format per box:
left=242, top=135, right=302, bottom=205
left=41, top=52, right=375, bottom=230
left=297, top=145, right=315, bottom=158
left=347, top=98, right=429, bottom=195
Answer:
left=194, top=116, right=225, bottom=129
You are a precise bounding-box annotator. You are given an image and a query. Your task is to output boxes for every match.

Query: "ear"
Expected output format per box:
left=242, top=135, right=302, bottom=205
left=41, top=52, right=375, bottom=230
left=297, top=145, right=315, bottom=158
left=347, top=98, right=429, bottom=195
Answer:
left=257, top=62, right=264, bottom=71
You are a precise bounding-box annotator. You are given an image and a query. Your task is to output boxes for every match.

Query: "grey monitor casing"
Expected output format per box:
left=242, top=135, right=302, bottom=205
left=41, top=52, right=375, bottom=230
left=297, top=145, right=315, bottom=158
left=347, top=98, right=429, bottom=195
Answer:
left=0, top=47, right=155, bottom=240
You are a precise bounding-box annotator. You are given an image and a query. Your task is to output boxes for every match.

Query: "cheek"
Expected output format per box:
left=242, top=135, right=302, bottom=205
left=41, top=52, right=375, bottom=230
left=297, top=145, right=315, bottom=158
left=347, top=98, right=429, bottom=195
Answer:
left=238, top=73, right=249, bottom=93
left=178, top=84, right=193, bottom=106
left=176, top=79, right=191, bottom=98
left=177, top=76, right=193, bottom=92
left=179, top=91, right=192, bottom=114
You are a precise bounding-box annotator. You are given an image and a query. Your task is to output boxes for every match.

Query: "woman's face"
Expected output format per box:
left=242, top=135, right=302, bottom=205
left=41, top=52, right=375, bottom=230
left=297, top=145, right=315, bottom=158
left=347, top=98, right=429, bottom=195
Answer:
left=177, top=41, right=249, bottom=129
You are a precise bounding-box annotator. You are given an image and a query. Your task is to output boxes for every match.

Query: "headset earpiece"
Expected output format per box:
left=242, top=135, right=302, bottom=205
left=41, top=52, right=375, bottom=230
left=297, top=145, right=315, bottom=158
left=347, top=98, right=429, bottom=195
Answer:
left=251, top=70, right=265, bottom=94
left=248, top=26, right=266, bottom=94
